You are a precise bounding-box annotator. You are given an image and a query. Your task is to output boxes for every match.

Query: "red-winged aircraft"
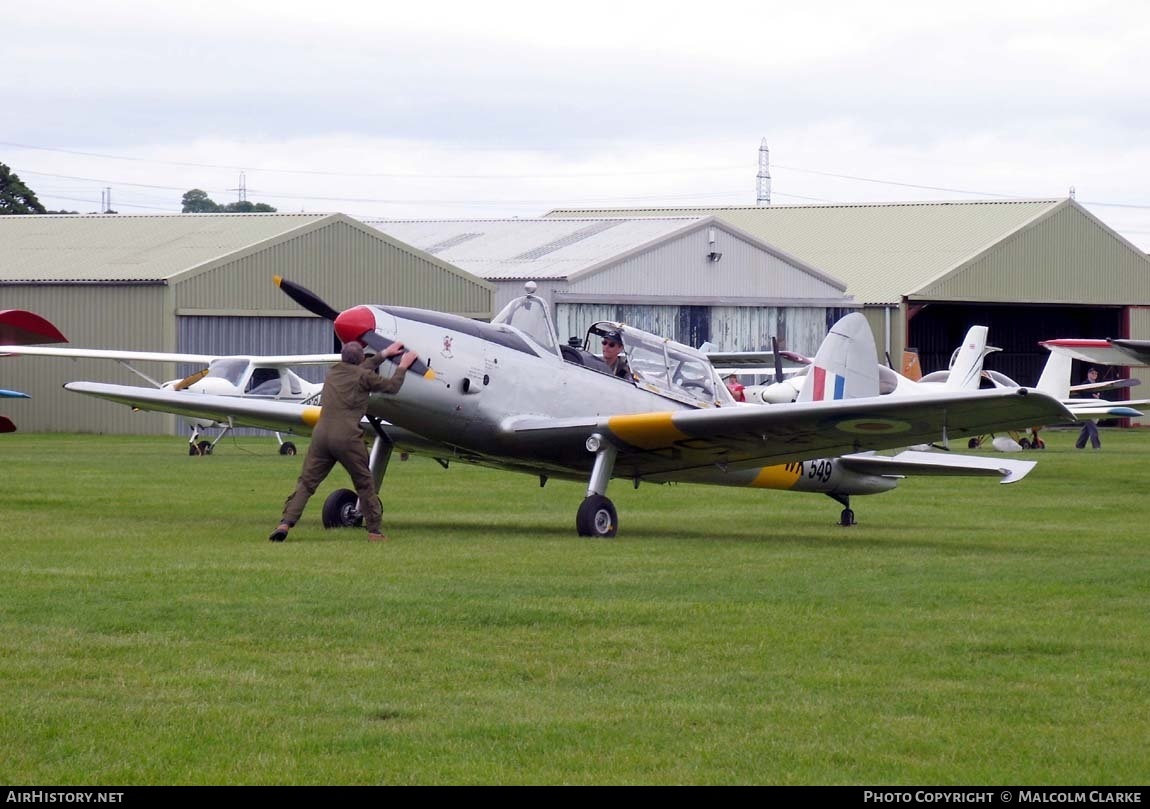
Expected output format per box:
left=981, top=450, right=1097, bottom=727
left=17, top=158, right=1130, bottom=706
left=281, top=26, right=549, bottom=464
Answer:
left=0, top=310, right=68, bottom=433
left=59, top=279, right=1070, bottom=536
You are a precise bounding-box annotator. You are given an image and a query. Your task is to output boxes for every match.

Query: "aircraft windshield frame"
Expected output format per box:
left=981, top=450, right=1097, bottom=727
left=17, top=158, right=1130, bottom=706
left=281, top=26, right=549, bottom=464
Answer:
left=205, top=358, right=251, bottom=387
left=588, top=321, right=735, bottom=407
left=491, top=294, right=560, bottom=356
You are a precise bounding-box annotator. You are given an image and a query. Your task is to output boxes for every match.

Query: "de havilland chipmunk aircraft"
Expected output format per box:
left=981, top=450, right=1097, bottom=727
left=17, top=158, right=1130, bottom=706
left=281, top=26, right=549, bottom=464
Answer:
left=0, top=343, right=335, bottom=454
left=60, top=278, right=1072, bottom=536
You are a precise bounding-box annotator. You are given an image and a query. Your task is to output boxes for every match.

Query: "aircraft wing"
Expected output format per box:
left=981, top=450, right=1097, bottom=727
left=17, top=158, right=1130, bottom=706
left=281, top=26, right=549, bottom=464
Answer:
left=0, top=345, right=341, bottom=366
left=65, top=381, right=324, bottom=434
left=837, top=450, right=1036, bottom=484
left=1041, top=339, right=1150, bottom=368
left=61, top=382, right=446, bottom=453
left=0, top=310, right=67, bottom=345
left=508, top=389, right=1074, bottom=476
left=1064, top=402, right=1145, bottom=419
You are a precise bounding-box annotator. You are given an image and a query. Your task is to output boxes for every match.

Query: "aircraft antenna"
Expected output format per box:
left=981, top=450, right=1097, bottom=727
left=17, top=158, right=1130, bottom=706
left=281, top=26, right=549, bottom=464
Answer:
left=756, top=138, right=771, bottom=206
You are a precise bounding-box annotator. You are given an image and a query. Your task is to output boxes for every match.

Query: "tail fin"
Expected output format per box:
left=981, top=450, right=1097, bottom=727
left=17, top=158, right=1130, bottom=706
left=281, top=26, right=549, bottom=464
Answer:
left=797, top=313, right=880, bottom=402
left=945, top=325, right=998, bottom=391
left=1035, top=349, right=1073, bottom=399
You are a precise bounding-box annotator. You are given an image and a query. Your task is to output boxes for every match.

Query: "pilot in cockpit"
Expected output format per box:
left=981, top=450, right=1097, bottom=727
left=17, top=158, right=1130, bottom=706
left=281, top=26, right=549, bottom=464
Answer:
left=599, top=329, right=635, bottom=381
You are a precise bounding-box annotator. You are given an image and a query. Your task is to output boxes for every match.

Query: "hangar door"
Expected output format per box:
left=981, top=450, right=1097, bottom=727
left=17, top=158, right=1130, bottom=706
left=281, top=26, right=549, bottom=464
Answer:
left=907, top=303, right=1125, bottom=387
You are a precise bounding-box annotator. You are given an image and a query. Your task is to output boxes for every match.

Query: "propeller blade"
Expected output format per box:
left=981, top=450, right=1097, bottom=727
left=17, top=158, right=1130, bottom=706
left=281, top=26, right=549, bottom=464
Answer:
left=274, top=276, right=341, bottom=321
left=276, top=277, right=437, bottom=380
left=359, top=331, right=437, bottom=381
left=771, top=336, right=784, bottom=382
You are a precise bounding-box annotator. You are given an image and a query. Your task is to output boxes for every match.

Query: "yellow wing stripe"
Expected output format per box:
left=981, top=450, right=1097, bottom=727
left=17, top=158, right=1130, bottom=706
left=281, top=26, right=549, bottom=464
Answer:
left=748, top=463, right=803, bottom=490
left=301, top=406, right=322, bottom=427
left=607, top=412, right=689, bottom=449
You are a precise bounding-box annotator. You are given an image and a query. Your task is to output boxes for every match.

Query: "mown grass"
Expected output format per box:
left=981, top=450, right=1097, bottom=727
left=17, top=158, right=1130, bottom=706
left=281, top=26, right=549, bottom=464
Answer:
left=1, top=428, right=1148, bottom=784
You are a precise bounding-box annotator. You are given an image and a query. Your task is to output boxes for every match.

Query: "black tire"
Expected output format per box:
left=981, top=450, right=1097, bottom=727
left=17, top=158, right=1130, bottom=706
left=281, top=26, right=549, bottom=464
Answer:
left=322, top=488, right=363, bottom=529
left=188, top=444, right=199, bottom=456
left=197, top=440, right=213, bottom=456
left=840, top=508, right=856, bottom=527
left=1019, top=438, right=1031, bottom=450
left=967, top=437, right=981, bottom=449
left=576, top=494, right=618, bottom=538
left=279, top=442, right=297, bottom=456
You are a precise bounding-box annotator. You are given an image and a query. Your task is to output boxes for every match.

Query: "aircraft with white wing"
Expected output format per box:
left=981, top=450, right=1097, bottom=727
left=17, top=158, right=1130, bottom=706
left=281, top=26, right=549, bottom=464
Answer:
left=0, top=343, right=337, bottom=454
left=58, top=278, right=1070, bottom=535
left=716, top=324, right=1001, bottom=410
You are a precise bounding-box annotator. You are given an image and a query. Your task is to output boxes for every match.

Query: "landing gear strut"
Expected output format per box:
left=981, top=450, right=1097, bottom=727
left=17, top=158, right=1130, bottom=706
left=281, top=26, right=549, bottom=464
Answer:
left=577, top=434, right=618, bottom=537
left=829, top=493, right=856, bottom=527
left=321, top=421, right=394, bottom=530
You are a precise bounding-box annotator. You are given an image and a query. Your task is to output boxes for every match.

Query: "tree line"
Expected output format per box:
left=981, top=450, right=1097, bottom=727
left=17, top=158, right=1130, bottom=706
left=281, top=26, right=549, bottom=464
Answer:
left=0, top=161, right=277, bottom=215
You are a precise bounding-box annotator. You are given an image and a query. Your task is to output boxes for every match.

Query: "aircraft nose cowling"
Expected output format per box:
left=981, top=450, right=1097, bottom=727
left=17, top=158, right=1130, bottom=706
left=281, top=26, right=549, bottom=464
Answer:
left=334, top=306, right=377, bottom=344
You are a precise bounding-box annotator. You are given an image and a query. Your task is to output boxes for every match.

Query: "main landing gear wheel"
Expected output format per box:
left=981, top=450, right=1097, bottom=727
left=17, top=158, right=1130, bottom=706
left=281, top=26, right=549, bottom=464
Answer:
left=839, top=508, right=856, bottom=527
left=322, top=488, right=364, bottom=529
left=279, top=442, right=297, bottom=456
left=576, top=494, right=618, bottom=538
left=190, top=440, right=213, bottom=456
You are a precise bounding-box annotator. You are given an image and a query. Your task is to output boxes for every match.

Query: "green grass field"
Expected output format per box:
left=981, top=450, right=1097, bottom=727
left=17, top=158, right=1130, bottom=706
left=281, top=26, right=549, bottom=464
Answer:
left=2, top=428, right=1148, bottom=785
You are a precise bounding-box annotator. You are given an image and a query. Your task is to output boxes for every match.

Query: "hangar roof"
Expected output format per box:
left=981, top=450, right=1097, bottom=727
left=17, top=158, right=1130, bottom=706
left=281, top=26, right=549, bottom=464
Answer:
left=362, top=215, right=843, bottom=289
left=0, top=213, right=334, bottom=283
left=545, top=199, right=1149, bottom=305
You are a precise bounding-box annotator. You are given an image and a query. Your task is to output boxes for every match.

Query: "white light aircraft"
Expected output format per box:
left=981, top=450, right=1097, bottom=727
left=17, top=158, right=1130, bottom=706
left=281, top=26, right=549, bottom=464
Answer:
left=720, top=325, right=1000, bottom=409
left=59, top=278, right=1070, bottom=535
left=0, top=344, right=337, bottom=454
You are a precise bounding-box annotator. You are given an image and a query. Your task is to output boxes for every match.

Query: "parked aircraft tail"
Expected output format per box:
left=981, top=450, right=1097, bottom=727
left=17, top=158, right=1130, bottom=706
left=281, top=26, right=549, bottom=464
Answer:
left=1035, top=348, right=1074, bottom=400
left=797, top=313, right=880, bottom=402
left=945, top=325, right=998, bottom=391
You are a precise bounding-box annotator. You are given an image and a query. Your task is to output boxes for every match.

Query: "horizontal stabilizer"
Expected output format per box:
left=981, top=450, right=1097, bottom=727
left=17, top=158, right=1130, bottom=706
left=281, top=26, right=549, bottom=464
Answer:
left=839, top=449, right=1036, bottom=484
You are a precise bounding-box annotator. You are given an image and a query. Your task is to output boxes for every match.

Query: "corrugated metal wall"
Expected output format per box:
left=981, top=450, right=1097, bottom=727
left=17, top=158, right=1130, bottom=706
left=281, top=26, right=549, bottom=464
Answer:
left=918, top=205, right=1150, bottom=304
left=1, top=284, right=176, bottom=434
left=175, top=218, right=493, bottom=318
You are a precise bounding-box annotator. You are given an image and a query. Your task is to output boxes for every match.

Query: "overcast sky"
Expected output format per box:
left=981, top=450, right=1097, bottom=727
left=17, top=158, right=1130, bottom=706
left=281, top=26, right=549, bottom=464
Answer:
left=6, top=0, right=1150, bottom=249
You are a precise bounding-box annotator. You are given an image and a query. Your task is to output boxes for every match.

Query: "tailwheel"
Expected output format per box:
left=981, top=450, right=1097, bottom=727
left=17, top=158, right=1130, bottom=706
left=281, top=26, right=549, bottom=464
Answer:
left=322, top=488, right=364, bottom=529
left=279, top=441, right=297, bottom=456
left=576, top=494, right=618, bottom=538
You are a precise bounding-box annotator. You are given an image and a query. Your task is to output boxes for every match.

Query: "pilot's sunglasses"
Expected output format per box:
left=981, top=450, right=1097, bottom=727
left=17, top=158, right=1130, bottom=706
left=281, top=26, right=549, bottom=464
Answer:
left=602, top=340, right=619, bottom=348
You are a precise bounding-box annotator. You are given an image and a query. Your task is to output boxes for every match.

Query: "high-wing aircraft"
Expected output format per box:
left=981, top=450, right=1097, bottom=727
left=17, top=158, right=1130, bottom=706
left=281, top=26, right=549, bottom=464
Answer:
left=58, top=279, right=1071, bottom=535
left=0, top=344, right=337, bottom=454
left=963, top=340, right=1147, bottom=450
left=0, top=310, right=68, bottom=433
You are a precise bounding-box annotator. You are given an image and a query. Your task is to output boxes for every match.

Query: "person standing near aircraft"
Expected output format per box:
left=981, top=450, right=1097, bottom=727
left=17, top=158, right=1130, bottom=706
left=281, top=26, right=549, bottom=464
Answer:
left=270, top=340, right=418, bottom=542
left=600, top=329, right=633, bottom=380
left=1075, top=367, right=1103, bottom=449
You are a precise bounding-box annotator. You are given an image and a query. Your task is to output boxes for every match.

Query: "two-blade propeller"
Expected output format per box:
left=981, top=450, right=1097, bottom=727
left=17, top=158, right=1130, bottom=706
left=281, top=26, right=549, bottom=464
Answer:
left=273, top=276, right=437, bottom=380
